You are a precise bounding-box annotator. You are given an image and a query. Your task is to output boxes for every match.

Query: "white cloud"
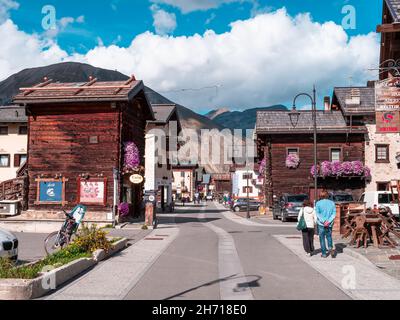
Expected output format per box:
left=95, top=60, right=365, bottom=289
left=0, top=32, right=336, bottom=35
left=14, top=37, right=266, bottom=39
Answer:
left=46, top=15, right=85, bottom=37
left=71, top=9, right=379, bottom=111
left=0, top=8, right=379, bottom=112
left=0, top=0, right=19, bottom=23
left=151, top=0, right=253, bottom=14
left=150, top=4, right=177, bottom=35
left=0, top=20, right=68, bottom=80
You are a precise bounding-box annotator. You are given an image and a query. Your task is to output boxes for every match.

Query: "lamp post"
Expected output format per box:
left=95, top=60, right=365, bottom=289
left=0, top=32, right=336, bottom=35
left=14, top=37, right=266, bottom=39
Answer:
left=291, top=85, right=318, bottom=204
left=246, top=168, right=250, bottom=219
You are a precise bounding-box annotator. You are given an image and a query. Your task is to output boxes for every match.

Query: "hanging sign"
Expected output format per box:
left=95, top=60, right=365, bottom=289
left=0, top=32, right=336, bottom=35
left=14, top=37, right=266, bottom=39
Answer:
left=375, top=77, right=400, bottom=133
left=129, top=174, right=144, bottom=184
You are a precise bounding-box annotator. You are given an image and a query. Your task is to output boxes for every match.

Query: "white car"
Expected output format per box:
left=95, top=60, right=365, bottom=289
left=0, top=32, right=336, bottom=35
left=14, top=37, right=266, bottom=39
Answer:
left=359, top=191, right=399, bottom=216
left=0, top=228, right=18, bottom=261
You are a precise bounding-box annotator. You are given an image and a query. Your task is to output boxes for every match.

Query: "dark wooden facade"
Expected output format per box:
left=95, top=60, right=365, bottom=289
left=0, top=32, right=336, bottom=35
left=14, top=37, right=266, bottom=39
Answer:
left=14, top=78, right=153, bottom=219
left=377, top=0, right=400, bottom=79
left=257, top=132, right=367, bottom=206
left=211, top=173, right=232, bottom=194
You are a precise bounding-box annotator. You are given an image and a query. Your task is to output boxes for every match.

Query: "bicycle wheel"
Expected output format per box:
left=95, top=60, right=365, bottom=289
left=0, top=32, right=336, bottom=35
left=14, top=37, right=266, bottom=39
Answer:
left=44, top=231, right=68, bottom=255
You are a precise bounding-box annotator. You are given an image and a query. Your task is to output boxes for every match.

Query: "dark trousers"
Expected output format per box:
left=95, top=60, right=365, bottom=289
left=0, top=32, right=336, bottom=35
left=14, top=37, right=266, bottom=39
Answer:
left=301, top=228, right=315, bottom=254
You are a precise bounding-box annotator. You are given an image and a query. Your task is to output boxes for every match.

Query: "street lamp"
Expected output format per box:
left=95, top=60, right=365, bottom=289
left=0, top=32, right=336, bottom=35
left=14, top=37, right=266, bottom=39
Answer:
left=291, top=85, right=318, bottom=204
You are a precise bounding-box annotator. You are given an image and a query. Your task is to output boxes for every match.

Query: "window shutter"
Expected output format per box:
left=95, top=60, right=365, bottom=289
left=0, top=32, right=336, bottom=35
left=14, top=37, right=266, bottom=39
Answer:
left=14, top=154, right=20, bottom=167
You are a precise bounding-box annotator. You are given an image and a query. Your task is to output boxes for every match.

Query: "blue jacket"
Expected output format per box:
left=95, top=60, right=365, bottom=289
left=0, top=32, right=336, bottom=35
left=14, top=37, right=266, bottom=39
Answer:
left=315, top=199, right=336, bottom=227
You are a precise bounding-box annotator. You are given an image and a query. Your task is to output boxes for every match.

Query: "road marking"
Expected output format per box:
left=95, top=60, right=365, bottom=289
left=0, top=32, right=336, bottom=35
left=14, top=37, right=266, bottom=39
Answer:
left=198, top=211, right=254, bottom=300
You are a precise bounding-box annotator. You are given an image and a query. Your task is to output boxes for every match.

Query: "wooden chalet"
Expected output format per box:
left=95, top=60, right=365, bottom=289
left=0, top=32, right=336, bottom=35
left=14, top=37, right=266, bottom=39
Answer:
left=377, top=0, right=400, bottom=79
left=256, top=108, right=368, bottom=206
left=13, top=76, right=154, bottom=221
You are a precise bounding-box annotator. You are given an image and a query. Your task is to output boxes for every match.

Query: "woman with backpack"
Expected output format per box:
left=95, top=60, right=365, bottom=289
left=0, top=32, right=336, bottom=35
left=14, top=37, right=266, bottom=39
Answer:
left=297, top=199, right=317, bottom=257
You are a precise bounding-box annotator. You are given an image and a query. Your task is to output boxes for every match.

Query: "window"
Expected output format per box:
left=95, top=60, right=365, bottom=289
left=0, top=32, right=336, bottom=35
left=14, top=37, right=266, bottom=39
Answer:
left=376, top=145, right=389, bottom=163
left=378, top=193, right=395, bottom=204
left=0, top=155, right=10, bottom=167
left=0, top=126, right=8, bottom=135
left=14, top=154, right=27, bottom=167
left=243, top=173, right=253, bottom=180
left=330, top=148, right=342, bottom=162
left=243, top=186, right=253, bottom=194
left=287, top=148, right=299, bottom=156
left=377, top=182, right=390, bottom=191
left=18, top=126, right=28, bottom=135
left=181, top=171, right=185, bottom=178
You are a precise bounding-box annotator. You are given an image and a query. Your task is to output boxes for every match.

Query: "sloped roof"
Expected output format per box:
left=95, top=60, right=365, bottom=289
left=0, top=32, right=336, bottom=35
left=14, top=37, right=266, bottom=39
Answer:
left=256, top=110, right=365, bottom=134
left=333, top=87, right=375, bottom=115
left=151, top=105, right=176, bottom=123
left=13, top=77, right=144, bottom=104
left=0, top=105, right=27, bottom=123
left=386, top=0, right=400, bottom=22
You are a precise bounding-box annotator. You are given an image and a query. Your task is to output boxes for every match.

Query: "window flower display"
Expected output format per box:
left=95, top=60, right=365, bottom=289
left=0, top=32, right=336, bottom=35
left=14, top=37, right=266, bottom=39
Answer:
left=285, top=154, right=300, bottom=169
left=123, top=141, right=140, bottom=170
left=310, top=160, right=371, bottom=178
left=118, top=202, right=130, bottom=217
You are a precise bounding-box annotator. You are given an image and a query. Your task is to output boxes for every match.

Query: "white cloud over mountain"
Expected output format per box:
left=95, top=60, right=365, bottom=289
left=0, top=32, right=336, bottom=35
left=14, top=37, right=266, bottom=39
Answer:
left=0, top=8, right=379, bottom=112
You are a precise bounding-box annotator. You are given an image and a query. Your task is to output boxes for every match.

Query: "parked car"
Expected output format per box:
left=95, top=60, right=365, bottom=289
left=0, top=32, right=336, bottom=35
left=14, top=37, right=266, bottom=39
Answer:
left=273, top=193, right=309, bottom=222
left=231, top=198, right=261, bottom=212
left=329, top=192, right=354, bottom=204
left=0, top=228, right=18, bottom=261
left=359, top=191, right=399, bottom=217
left=206, top=194, right=213, bottom=201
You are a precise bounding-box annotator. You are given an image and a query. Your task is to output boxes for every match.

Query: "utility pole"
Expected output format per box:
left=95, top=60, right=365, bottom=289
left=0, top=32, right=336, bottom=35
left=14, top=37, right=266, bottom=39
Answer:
left=246, top=168, right=250, bottom=219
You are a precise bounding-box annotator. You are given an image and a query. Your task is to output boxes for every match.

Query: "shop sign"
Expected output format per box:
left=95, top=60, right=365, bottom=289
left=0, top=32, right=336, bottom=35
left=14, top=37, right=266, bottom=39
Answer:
left=375, top=77, right=400, bottom=133
left=130, top=174, right=144, bottom=184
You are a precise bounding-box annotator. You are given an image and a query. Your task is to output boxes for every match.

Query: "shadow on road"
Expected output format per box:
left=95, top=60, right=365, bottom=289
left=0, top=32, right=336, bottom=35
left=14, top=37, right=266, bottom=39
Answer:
left=163, top=274, right=262, bottom=300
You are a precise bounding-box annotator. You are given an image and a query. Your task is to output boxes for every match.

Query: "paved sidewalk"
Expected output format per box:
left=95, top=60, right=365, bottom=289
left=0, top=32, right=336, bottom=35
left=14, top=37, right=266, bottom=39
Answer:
left=274, top=234, right=400, bottom=300
left=46, top=221, right=179, bottom=300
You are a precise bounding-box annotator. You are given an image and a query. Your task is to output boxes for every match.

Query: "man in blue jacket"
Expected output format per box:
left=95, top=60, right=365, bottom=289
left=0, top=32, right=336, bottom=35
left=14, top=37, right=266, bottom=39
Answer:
left=315, top=190, right=336, bottom=258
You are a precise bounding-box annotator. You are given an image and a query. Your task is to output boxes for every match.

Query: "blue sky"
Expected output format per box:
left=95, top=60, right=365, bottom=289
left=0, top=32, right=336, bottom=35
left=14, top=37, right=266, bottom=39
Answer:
left=10, top=0, right=381, bottom=53
left=0, top=0, right=383, bottom=112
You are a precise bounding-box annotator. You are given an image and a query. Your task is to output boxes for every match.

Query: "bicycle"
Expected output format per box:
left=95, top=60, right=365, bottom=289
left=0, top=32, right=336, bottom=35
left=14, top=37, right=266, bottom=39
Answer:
left=44, top=204, right=87, bottom=255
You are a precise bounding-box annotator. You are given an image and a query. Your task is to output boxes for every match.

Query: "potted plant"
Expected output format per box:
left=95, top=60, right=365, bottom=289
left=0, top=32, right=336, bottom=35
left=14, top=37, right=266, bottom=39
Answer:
left=285, top=154, right=300, bottom=169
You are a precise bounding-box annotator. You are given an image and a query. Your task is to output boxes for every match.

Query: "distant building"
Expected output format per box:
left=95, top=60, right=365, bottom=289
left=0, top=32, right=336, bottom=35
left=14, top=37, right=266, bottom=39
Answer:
left=211, top=173, right=232, bottom=195
left=231, top=167, right=262, bottom=199
left=0, top=106, right=28, bottom=183
left=144, top=104, right=181, bottom=211
left=172, top=164, right=199, bottom=201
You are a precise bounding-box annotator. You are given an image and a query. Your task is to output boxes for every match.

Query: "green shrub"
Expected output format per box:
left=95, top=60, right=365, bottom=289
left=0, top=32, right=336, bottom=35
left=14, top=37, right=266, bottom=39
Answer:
left=0, top=224, right=114, bottom=279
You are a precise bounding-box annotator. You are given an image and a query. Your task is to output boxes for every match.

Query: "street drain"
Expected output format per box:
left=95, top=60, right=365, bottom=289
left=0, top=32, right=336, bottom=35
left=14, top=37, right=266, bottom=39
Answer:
left=389, top=255, right=400, bottom=260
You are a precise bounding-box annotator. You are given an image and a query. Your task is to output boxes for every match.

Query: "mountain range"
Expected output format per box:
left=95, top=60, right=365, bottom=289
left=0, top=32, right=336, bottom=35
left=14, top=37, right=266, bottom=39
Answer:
left=0, top=62, right=286, bottom=172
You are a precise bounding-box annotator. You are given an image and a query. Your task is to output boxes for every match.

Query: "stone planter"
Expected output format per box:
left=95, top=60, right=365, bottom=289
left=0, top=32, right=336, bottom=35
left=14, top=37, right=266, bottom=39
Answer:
left=0, top=237, right=128, bottom=300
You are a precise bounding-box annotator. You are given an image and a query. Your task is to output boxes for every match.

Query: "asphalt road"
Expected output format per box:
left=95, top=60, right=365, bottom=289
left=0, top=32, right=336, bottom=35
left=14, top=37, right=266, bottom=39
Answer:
left=125, top=202, right=349, bottom=300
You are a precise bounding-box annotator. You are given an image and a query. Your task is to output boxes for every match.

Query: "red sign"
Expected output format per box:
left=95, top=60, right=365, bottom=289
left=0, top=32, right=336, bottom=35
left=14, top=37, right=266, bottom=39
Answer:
left=375, top=77, right=400, bottom=133
left=78, top=178, right=107, bottom=205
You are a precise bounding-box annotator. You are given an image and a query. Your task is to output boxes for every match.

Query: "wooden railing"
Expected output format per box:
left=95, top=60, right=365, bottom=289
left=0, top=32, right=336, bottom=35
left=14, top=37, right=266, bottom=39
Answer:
left=0, top=176, right=28, bottom=210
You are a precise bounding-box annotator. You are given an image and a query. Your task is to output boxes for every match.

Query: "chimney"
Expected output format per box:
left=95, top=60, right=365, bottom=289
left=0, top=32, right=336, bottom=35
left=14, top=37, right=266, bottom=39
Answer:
left=324, top=96, right=331, bottom=112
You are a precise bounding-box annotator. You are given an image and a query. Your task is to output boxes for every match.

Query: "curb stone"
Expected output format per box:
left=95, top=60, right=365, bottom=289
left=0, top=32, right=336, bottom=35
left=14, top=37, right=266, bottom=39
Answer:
left=0, top=237, right=128, bottom=300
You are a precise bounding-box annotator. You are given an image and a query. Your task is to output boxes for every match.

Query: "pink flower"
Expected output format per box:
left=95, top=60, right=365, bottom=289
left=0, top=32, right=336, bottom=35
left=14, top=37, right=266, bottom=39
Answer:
left=341, top=161, right=353, bottom=176
left=259, top=158, right=267, bottom=175
left=364, top=166, right=372, bottom=178
left=124, top=141, right=140, bottom=170
left=320, top=161, right=332, bottom=177
left=285, top=154, right=300, bottom=169
left=352, top=161, right=364, bottom=176
left=331, top=161, right=344, bottom=176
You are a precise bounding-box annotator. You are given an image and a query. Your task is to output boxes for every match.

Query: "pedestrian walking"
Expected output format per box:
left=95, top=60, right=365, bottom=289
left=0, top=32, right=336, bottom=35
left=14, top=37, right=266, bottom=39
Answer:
left=315, top=190, right=337, bottom=258
left=297, top=199, right=317, bottom=257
